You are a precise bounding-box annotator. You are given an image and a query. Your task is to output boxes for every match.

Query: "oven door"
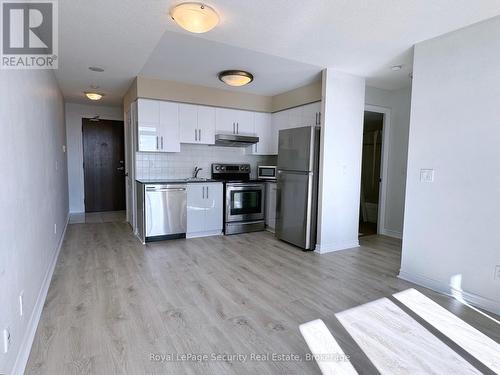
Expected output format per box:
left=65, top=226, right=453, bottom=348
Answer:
left=226, top=183, right=265, bottom=222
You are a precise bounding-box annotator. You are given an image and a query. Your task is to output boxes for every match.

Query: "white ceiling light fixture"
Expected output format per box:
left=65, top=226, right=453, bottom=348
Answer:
left=218, top=70, right=254, bottom=87
left=391, top=65, right=403, bottom=71
left=85, top=92, right=104, bottom=101
left=170, top=2, right=219, bottom=33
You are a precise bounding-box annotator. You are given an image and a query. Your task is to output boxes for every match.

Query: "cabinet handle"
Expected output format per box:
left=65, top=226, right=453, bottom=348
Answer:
left=202, top=186, right=205, bottom=199
left=195, top=128, right=197, bottom=141
left=318, top=112, right=321, bottom=125
left=237, top=122, right=239, bottom=134
left=156, top=136, right=159, bottom=150
left=315, top=112, right=318, bottom=125
left=161, top=136, right=164, bottom=149
left=198, top=129, right=201, bottom=141
left=233, top=122, right=235, bottom=134
left=206, top=186, right=209, bottom=199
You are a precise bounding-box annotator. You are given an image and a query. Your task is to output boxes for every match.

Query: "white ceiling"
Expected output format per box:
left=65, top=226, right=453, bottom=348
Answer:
left=140, top=31, right=322, bottom=96
left=57, top=0, right=500, bottom=106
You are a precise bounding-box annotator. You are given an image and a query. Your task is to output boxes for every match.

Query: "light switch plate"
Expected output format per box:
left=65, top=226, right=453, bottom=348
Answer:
left=420, top=169, right=434, bottom=182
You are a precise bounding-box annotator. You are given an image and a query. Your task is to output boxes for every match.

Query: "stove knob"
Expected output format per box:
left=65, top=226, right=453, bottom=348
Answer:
left=215, top=166, right=220, bottom=170
left=245, top=166, right=250, bottom=171
left=221, top=166, right=226, bottom=171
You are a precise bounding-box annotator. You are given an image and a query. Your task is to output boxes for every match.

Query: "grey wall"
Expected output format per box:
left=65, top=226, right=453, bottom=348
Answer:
left=400, top=16, right=500, bottom=315
left=0, top=70, right=68, bottom=374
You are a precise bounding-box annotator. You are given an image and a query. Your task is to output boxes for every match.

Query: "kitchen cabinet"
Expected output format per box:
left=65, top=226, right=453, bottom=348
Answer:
left=252, top=112, right=274, bottom=155
left=215, top=108, right=255, bottom=135
left=301, top=101, right=322, bottom=126
left=179, top=104, right=216, bottom=145
left=265, top=181, right=277, bottom=232
left=187, top=182, right=223, bottom=237
left=136, top=99, right=180, bottom=152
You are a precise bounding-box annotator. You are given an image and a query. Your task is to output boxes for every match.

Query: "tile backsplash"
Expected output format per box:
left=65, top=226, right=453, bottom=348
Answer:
left=136, top=144, right=277, bottom=180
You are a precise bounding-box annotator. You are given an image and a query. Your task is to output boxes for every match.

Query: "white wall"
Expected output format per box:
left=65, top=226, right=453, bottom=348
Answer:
left=365, top=86, right=412, bottom=237
left=65, top=103, right=123, bottom=212
left=400, top=16, right=500, bottom=315
left=0, top=70, right=68, bottom=374
left=316, top=69, right=366, bottom=253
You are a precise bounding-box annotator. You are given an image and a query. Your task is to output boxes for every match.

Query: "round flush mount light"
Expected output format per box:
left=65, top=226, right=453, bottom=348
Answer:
left=170, top=2, right=219, bottom=33
left=88, top=66, right=104, bottom=72
left=85, top=92, right=104, bottom=101
left=218, top=70, right=254, bottom=87
left=391, top=65, right=403, bottom=71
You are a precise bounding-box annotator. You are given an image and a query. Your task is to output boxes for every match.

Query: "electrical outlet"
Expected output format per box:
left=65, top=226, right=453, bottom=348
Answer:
left=420, top=169, right=434, bottom=182
left=54, top=223, right=57, bottom=235
left=495, top=265, right=500, bottom=280
left=3, top=328, right=10, bottom=354
left=19, top=291, right=24, bottom=317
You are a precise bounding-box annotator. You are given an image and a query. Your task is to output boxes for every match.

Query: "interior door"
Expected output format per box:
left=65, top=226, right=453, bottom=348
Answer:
left=83, top=119, right=126, bottom=212
left=275, top=171, right=311, bottom=248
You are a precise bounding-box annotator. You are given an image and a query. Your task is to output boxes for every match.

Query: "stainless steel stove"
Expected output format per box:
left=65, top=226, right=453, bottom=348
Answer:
left=211, top=163, right=265, bottom=235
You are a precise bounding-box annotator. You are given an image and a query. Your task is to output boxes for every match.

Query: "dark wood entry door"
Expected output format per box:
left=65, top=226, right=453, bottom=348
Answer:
left=83, top=119, right=126, bottom=212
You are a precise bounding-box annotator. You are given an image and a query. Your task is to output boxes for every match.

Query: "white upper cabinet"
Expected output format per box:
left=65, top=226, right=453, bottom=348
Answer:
left=159, top=101, right=181, bottom=152
left=179, top=103, right=198, bottom=144
left=252, top=112, right=274, bottom=155
left=197, top=106, right=216, bottom=144
left=137, top=99, right=161, bottom=152
left=180, top=104, right=216, bottom=145
left=301, top=101, right=322, bottom=126
left=216, top=108, right=255, bottom=135
left=234, top=110, right=255, bottom=135
left=136, top=99, right=180, bottom=152
left=288, top=106, right=303, bottom=128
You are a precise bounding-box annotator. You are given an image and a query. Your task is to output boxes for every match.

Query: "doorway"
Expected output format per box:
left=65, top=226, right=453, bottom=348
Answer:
left=82, top=118, right=126, bottom=212
left=359, top=111, right=384, bottom=237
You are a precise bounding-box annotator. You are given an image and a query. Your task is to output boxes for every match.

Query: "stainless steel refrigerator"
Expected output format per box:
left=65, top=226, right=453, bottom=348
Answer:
left=276, top=126, right=320, bottom=250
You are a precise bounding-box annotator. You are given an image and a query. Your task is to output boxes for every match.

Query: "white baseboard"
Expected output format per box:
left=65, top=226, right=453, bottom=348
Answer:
left=315, top=240, right=360, bottom=254
left=380, top=228, right=403, bottom=239
left=398, top=270, right=500, bottom=316
left=11, top=213, right=69, bottom=375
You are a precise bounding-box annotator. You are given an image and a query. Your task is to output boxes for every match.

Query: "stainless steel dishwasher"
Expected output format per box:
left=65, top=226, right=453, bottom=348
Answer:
left=143, top=184, right=187, bottom=242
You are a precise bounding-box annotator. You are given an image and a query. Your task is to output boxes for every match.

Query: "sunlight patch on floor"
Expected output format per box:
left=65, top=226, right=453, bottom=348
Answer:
left=393, top=288, right=500, bottom=373
left=335, top=297, right=481, bottom=374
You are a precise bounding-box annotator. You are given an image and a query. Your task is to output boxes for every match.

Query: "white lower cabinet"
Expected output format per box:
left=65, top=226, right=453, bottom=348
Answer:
left=187, top=182, right=223, bottom=238
left=265, top=181, right=277, bottom=232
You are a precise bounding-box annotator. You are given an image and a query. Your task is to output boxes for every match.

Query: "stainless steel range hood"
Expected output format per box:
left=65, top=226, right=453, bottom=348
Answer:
left=214, top=134, right=259, bottom=147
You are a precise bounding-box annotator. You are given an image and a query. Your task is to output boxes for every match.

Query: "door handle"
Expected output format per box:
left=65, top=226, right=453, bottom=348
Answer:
left=117, top=166, right=124, bottom=171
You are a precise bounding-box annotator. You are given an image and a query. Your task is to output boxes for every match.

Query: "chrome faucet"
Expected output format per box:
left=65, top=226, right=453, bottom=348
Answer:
left=193, top=166, right=203, bottom=178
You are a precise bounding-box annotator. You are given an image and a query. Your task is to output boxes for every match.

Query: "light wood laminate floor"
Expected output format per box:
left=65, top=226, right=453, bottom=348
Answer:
left=26, top=222, right=500, bottom=374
